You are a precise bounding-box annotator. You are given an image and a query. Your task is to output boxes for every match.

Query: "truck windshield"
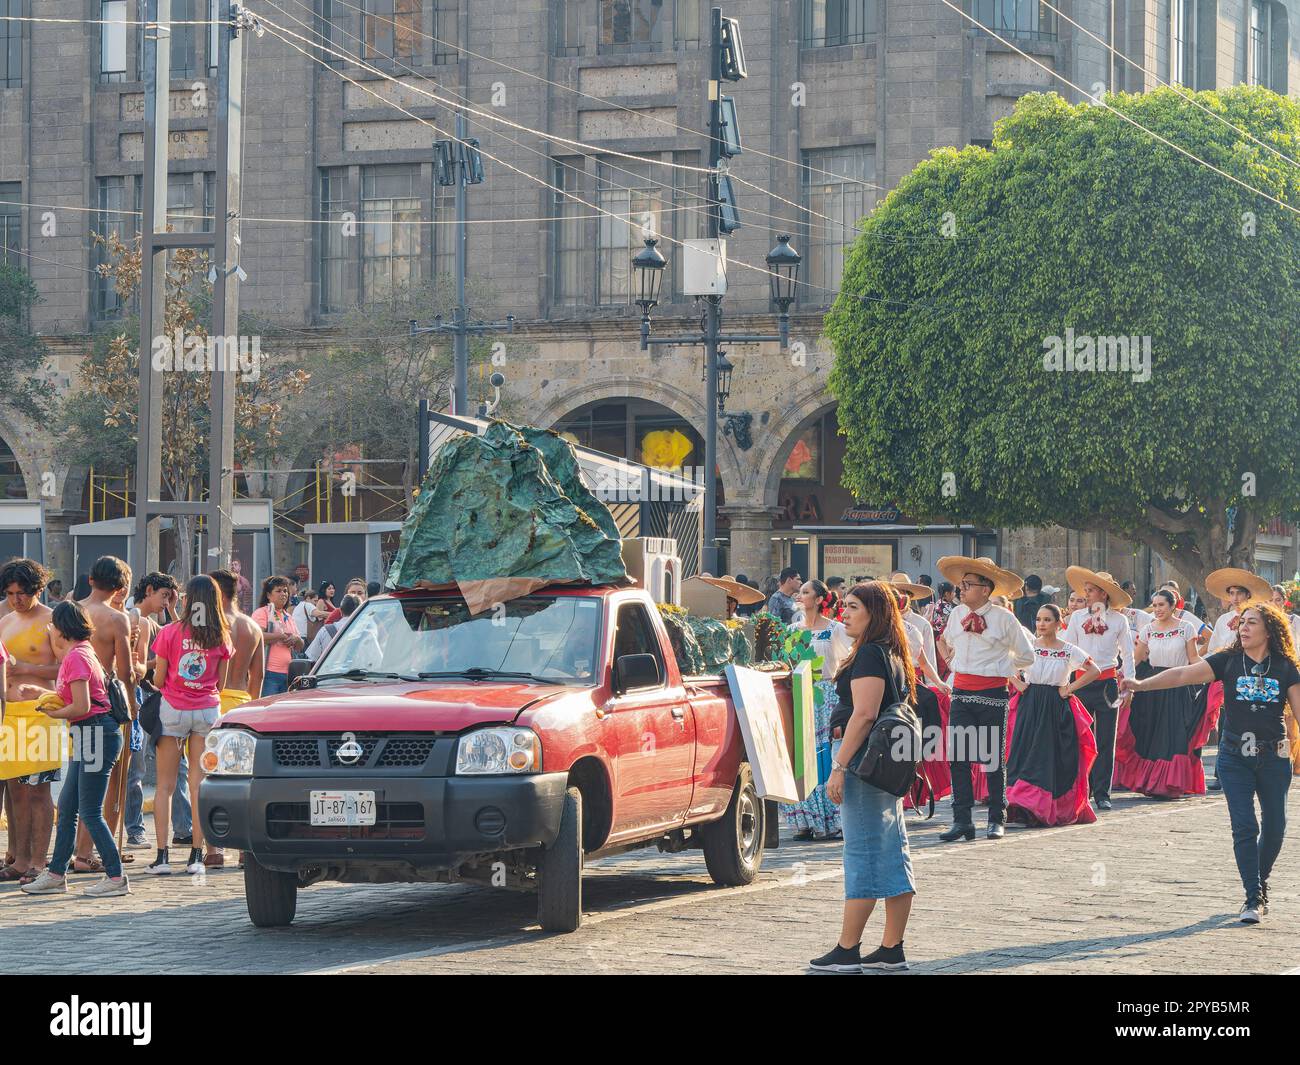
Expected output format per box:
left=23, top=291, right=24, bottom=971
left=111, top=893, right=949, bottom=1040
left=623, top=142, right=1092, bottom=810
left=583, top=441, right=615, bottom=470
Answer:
left=316, top=596, right=604, bottom=684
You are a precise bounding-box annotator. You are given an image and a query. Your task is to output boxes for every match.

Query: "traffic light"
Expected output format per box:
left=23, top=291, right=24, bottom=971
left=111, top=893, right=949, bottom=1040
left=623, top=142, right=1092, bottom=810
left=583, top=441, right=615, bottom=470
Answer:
left=718, top=96, right=742, bottom=157
left=463, top=138, right=485, bottom=185
left=436, top=140, right=458, bottom=186
left=719, top=16, right=747, bottom=80
left=717, top=176, right=741, bottom=234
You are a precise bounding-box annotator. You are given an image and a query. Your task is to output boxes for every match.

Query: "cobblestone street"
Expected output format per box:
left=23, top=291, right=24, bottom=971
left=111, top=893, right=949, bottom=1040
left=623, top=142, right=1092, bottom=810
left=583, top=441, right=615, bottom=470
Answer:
left=5, top=764, right=1297, bottom=976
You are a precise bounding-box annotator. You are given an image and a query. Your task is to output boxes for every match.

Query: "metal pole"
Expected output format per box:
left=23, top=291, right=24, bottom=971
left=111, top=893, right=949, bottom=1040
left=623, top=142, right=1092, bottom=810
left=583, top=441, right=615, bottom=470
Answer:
left=700, top=7, right=724, bottom=577
left=132, top=0, right=171, bottom=576
left=207, top=0, right=244, bottom=573
left=452, top=112, right=469, bottom=415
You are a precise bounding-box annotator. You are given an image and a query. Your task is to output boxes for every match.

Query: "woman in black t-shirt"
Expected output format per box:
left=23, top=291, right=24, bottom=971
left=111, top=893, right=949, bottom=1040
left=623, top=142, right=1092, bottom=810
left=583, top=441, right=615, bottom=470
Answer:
left=809, top=581, right=919, bottom=974
left=1122, top=602, right=1300, bottom=924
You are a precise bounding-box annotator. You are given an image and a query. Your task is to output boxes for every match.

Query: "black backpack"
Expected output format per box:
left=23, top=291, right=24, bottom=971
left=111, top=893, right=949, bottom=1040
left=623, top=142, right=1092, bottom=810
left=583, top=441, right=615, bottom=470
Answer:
left=846, top=648, right=923, bottom=798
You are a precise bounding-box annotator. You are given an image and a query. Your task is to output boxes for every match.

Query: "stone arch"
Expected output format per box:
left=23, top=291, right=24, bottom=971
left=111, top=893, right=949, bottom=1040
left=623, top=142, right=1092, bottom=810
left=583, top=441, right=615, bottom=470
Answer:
left=529, top=376, right=749, bottom=495
left=0, top=407, right=50, bottom=505
left=756, top=387, right=840, bottom=508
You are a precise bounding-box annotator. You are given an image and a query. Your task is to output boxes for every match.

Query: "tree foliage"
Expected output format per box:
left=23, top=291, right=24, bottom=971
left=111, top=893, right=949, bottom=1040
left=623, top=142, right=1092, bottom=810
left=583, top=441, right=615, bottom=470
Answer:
left=825, top=87, right=1300, bottom=592
left=0, top=264, right=54, bottom=421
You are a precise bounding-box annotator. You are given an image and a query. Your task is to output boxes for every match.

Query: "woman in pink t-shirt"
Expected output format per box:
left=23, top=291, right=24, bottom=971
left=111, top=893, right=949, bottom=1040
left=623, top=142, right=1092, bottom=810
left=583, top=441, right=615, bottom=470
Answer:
left=251, top=575, right=303, bottom=696
left=20, top=601, right=127, bottom=899
left=147, top=575, right=232, bottom=875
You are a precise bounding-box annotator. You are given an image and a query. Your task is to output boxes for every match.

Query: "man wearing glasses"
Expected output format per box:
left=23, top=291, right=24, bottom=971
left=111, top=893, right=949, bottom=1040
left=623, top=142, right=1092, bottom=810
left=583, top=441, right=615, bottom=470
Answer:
left=935, top=556, right=1034, bottom=841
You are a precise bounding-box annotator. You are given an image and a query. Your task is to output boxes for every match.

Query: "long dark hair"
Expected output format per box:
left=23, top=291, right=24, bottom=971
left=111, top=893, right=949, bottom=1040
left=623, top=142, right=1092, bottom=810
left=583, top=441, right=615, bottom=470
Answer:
left=834, top=581, right=917, bottom=700
left=316, top=580, right=335, bottom=606
left=181, top=575, right=230, bottom=651
left=1233, top=602, right=1299, bottom=666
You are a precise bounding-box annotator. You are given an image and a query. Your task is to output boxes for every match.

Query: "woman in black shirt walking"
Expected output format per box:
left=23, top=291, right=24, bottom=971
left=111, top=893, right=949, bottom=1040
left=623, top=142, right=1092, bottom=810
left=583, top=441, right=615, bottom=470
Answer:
left=1122, top=602, right=1300, bottom=923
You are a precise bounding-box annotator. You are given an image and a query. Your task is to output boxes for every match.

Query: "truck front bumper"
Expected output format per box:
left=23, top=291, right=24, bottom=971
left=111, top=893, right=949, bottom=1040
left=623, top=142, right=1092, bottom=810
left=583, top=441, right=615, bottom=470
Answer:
left=199, top=772, right=570, bottom=874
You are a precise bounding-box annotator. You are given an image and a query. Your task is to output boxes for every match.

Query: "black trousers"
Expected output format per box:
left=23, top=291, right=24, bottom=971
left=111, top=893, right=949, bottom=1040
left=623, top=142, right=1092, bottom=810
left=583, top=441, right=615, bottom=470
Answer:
left=948, top=692, right=1010, bottom=825
left=1076, top=676, right=1119, bottom=803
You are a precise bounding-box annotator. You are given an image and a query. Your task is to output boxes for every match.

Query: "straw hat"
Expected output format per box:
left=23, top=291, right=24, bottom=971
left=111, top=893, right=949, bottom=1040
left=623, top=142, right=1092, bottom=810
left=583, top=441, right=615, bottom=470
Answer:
left=695, top=574, right=765, bottom=606
left=936, top=556, right=1023, bottom=600
left=887, top=573, right=933, bottom=600
left=1064, top=566, right=1132, bottom=610
left=1204, top=567, right=1271, bottom=605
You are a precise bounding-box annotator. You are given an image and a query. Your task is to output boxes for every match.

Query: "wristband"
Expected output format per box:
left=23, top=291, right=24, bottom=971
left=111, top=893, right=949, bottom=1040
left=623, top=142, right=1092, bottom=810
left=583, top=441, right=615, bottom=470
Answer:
left=831, top=760, right=846, bottom=773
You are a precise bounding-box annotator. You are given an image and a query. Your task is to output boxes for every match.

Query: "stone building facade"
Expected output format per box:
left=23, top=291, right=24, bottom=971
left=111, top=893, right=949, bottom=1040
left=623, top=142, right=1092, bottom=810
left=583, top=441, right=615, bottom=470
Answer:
left=0, top=0, right=1296, bottom=592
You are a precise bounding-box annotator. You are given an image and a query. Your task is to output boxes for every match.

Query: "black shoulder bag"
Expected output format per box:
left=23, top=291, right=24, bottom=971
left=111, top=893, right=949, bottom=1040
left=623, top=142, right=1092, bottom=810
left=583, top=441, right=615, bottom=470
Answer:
left=846, top=649, right=923, bottom=798
left=104, top=676, right=133, bottom=726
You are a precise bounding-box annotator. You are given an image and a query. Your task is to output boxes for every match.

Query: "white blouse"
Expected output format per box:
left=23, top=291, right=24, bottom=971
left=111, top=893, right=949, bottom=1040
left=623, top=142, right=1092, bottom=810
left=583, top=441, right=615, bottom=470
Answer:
left=1023, top=641, right=1091, bottom=686
left=1139, top=618, right=1198, bottom=668
left=794, top=617, right=853, bottom=679
left=942, top=603, right=1035, bottom=676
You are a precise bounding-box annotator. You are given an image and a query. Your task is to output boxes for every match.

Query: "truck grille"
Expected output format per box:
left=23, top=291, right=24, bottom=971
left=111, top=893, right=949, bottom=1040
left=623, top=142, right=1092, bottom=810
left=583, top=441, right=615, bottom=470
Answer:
left=272, top=735, right=437, bottom=770
left=265, top=802, right=426, bottom=840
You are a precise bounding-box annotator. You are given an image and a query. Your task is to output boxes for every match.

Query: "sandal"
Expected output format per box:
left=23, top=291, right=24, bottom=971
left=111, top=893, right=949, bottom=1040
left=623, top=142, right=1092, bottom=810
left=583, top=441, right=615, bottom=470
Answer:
left=71, top=857, right=105, bottom=875
left=0, top=864, right=27, bottom=882
left=18, top=868, right=44, bottom=886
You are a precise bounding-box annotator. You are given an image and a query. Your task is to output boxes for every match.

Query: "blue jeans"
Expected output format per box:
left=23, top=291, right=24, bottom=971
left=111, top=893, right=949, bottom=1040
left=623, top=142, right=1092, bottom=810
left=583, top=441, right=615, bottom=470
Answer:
left=49, top=717, right=123, bottom=879
left=125, top=742, right=191, bottom=839
left=263, top=671, right=289, bottom=696
left=1218, top=740, right=1292, bottom=901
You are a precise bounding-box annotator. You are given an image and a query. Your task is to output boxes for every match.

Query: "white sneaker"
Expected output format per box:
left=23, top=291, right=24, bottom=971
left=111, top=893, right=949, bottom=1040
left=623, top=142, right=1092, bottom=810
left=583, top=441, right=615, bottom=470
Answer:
left=20, top=870, right=68, bottom=895
left=185, top=860, right=205, bottom=875
left=1240, top=900, right=1262, bottom=924
left=83, top=875, right=130, bottom=898
left=142, top=859, right=172, bottom=875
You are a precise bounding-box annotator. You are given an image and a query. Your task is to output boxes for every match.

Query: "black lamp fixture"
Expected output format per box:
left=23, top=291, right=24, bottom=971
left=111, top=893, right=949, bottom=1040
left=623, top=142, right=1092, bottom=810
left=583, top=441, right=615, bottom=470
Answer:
left=765, top=233, right=801, bottom=346
left=715, top=350, right=734, bottom=412
left=633, top=237, right=667, bottom=346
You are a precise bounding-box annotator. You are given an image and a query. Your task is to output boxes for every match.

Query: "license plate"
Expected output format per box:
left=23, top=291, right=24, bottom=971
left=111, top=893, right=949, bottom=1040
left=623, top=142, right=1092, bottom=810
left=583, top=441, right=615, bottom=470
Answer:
left=309, top=790, right=376, bottom=826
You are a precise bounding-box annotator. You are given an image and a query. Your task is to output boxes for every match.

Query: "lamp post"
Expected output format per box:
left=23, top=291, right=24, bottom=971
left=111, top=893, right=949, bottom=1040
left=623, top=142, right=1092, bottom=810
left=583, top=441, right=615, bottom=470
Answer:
left=635, top=232, right=801, bottom=576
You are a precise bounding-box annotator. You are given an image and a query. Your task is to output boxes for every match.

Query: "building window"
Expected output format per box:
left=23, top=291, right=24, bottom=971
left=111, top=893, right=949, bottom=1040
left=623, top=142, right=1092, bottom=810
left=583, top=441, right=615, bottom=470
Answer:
left=801, top=1, right=877, bottom=47
left=972, top=0, right=1057, bottom=42
left=432, top=182, right=455, bottom=279
left=0, top=0, right=21, bottom=89
left=362, top=0, right=422, bottom=60
left=1250, top=0, right=1274, bottom=87
left=600, top=0, right=667, bottom=54
left=1173, top=0, right=1197, bottom=87
left=94, top=177, right=132, bottom=318
left=555, top=1, right=584, bottom=56
left=430, top=0, right=458, bottom=63
left=101, top=0, right=128, bottom=82
left=165, top=172, right=214, bottom=233
left=171, top=0, right=197, bottom=77
left=552, top=159, right=586, bottom=308
left=0, top=184, right=19, bottom=267
left=674, top=0, right=701, bottom=49
left=208, top=0, right=222, bottom=73
left=318, top=168, right=354, bottom=313
left=361, top=164, right=422, bottom=303
left=597, top=158, right=669, bottom=306
left=801, top=146, right=874, bottom=301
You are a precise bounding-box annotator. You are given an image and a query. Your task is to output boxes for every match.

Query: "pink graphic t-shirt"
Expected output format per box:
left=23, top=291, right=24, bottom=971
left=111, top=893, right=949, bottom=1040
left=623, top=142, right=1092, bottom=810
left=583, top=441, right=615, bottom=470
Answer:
left=56, top=641, right=111, bottom=723
left=154, top=621, right=232, bottom=710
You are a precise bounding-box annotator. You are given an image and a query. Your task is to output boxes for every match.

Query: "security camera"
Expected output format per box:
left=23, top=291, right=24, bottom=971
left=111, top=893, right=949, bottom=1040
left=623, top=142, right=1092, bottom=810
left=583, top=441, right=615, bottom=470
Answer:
left=489, top=371, right=506, bottom=388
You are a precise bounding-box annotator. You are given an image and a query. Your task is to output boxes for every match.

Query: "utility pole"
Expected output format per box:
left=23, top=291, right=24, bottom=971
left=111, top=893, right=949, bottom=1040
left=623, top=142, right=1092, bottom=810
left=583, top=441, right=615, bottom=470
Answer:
left=411, top=113, right=513, bottom=415
left=133, top=0, right=251, bottom=576
left=701, top=6, right=724, bottom=579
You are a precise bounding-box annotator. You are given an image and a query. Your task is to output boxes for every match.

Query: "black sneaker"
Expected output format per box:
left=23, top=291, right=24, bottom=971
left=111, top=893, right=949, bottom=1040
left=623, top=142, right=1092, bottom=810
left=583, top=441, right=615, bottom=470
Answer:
left=1240, top=898, right=1262, bottom=924
left=808, top=943, right=862, bottom=973
left=861, top=942, right=909, bottom=971
left=172, top=834, right=193, bottom=846
left=1207, top=778, right=1222, bottom=792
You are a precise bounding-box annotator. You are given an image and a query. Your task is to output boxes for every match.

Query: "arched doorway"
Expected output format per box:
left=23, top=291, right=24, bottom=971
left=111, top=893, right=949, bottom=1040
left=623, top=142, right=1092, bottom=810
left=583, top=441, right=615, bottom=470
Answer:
left=0, top=434, right=27, bottom=500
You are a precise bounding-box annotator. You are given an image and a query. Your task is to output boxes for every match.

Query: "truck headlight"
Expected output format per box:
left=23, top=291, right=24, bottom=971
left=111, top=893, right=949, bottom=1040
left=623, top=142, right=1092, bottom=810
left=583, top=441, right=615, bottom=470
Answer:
left=201, top=730, right=257, bottom=776
left=456, top=727, right=540, bottom=775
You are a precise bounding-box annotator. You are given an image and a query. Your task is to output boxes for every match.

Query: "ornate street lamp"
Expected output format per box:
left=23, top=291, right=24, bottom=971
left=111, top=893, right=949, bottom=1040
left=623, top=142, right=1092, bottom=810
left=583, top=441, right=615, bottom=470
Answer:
left=765, top=233, right=801, bottom=347
left=633, top=237, right=667, bottom=347
left=715, top=350, right=734, bottom=412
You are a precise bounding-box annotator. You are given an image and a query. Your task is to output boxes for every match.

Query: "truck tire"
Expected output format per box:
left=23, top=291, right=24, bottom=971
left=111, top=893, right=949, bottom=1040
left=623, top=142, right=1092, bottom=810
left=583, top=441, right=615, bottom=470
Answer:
left=244, top=856, right=298, bottom=928
left=701, top=763, right=764, bottom=887
left=537, top=786, right=583, bottom=933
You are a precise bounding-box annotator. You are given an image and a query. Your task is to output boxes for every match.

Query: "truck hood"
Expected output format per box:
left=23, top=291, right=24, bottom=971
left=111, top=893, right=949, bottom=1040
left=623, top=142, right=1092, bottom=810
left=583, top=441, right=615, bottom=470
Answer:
left=219, top=680, right=572, bottom=733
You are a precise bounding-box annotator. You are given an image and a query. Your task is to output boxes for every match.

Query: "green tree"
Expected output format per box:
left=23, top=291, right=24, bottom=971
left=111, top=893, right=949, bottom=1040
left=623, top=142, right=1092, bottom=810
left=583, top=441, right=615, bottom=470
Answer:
left=826, top=86, right=1300, bottom=604
left=0, top=263, right=54, bottom=421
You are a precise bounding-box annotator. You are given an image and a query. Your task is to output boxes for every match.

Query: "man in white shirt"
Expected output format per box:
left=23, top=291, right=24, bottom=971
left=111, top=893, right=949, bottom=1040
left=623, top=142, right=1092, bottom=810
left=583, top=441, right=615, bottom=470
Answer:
left=889, top=574, right=946, bottom=689
left=936, top=557, right=1034, bottom=840
left=1063, top=568, right=1136, bottom=810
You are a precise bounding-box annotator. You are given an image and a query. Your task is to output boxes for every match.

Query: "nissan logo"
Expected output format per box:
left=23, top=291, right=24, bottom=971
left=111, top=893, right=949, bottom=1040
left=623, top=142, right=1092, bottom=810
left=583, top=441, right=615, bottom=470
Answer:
left=336, top=732, right=364, bottom=765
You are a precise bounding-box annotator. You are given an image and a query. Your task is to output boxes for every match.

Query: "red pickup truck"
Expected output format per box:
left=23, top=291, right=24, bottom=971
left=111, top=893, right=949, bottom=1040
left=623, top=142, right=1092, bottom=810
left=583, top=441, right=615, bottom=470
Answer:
left=198, top=585, right=792, bottom=933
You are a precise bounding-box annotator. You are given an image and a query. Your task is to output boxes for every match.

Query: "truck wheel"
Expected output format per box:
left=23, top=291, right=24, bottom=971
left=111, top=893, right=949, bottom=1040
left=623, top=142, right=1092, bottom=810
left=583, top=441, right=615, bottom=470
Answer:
left=537, top=786, right=583, bottom=933
left=244, top=856, right=298, bottom=928
left=701, top=763, right=764, bottom=887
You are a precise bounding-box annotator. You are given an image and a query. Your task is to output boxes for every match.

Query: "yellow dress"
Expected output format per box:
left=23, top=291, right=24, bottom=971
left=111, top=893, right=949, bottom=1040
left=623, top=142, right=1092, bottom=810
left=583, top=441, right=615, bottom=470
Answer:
left=220, top=688, right=253, bottom=715
left=0, top=694, right=67, bottom=780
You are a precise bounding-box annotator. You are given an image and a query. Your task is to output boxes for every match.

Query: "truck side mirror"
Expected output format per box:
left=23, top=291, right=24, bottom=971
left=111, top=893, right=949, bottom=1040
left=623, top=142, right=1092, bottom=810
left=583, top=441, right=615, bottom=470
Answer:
left=288, top=658, right=314, bottom=690
left=614, top=653, right=661, bottom=693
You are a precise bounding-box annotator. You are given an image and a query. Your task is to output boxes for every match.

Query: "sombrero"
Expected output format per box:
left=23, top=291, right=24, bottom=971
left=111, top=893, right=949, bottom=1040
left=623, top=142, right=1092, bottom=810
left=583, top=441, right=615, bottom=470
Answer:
left=696, top=574, right=765, bottom=606
left=936, top=556, right=1023, bottom=600
left=1204, top=567, right=1271, bottom=605
left=1065, top=567, right=1132, bottom=610
left=887, top=573, right=933, bottom=600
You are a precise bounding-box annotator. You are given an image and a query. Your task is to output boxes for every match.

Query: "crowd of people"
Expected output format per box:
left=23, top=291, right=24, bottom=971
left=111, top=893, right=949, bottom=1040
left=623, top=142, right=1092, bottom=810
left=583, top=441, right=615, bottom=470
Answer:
left=756, top=557, right=1300, bottom=973
left=0, top=556, right=378, bottom=898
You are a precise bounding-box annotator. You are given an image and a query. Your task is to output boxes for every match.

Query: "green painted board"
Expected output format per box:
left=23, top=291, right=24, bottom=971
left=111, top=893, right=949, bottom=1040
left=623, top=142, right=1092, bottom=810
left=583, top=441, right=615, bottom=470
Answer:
left=791, top=660, right=817, bottom=801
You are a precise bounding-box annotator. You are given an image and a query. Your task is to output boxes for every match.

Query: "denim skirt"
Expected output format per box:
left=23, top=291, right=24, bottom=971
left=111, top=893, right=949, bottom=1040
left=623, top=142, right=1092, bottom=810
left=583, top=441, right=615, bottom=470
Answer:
left=833, top=739, right=916, bottom=900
